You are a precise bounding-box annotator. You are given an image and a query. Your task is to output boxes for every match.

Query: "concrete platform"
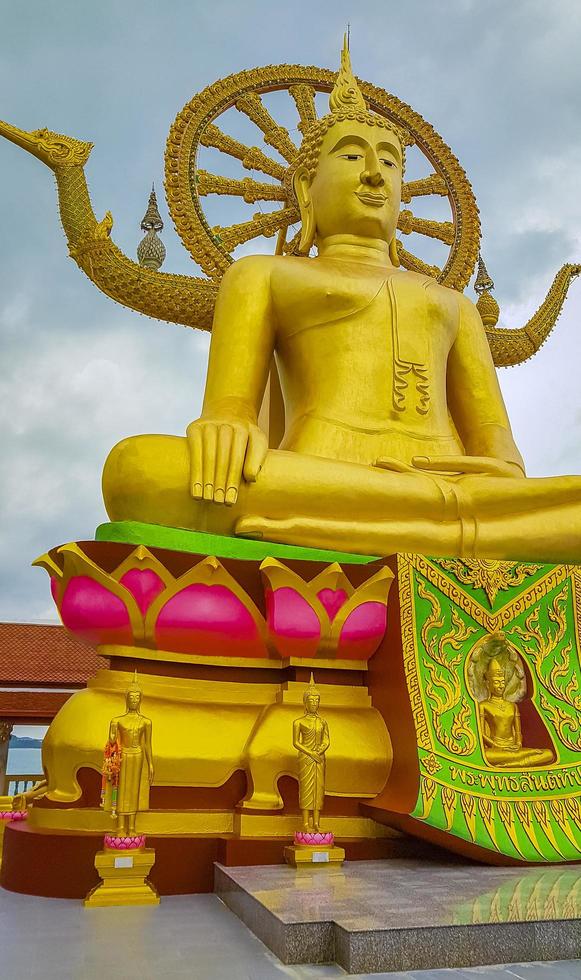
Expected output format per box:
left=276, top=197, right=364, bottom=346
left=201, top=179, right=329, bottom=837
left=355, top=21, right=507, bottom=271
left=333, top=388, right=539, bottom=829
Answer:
left=215, top=858, right=581, bottom=974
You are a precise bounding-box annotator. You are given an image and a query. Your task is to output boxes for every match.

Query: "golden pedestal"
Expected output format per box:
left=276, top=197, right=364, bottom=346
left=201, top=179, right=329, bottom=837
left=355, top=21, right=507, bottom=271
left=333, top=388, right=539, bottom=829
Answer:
left=84, top=846, right=159, bottom=907
left=284, top=843, right=345, bottom=867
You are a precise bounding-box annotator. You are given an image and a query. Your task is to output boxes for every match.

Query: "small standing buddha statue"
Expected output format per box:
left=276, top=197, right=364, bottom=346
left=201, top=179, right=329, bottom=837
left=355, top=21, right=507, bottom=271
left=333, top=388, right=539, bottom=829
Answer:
left=293, top=674, right=330, bottom=833
left=105, top=675, right=154, bottom=837
left=473, top=635, right=554, bottom=769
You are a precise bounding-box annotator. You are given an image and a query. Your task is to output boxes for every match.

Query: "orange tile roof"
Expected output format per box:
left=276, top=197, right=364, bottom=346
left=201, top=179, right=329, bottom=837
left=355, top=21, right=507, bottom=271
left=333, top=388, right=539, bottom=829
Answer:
left=0, top=623, right=106, bottom=686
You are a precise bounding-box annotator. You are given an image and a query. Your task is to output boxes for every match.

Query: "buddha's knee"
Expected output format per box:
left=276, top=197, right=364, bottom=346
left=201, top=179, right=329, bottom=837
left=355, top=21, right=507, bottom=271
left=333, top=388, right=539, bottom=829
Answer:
left=102, top=434, right=189, bottom=520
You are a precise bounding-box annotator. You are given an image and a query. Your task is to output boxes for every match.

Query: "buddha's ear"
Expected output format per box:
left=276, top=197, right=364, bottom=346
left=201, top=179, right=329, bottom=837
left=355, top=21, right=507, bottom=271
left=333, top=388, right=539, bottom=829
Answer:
left=389, top=236, right=400, bottom=267
left=293, top=166, right=316, bottom=255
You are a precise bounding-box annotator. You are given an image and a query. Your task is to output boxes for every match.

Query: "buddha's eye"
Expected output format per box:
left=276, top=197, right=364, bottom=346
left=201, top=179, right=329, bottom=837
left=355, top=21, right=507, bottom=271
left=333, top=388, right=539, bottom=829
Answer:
left=380, top=158, right=396, bottom=168
left=339, top=153, right=363, bottom=161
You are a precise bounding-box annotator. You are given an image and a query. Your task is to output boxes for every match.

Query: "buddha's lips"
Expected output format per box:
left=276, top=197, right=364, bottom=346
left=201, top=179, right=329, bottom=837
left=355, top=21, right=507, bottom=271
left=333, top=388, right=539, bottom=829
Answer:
left=356, top=191, right=387, bottom=206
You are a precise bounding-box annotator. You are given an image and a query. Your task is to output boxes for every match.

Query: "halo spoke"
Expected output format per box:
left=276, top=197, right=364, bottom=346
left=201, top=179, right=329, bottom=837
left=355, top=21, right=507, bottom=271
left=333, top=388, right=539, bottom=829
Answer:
left=200, top=124, right=286, bottom=180
left=289, top=84, right=317, bottom=134
left=401, top=173, right=448, bottom=204
left=398, top=209, right=455, bottom=246
left=212, top=205, right=299, bottom=251
left=397, top=242, right=440, bottom=278
left=195, top=170, right=286, bottom=203
left=235, top=93, right=298, bottom=164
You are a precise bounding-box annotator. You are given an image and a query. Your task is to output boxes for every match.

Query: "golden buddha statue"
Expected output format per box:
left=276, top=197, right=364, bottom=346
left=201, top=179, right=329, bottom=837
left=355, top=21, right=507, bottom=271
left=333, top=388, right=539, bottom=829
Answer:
left=100, top=41, right=581, bottom=562
left=106, top=677, right=154, bottom=836
left=469, top=633, right=554, bottom=769
left=293, top=675, right=330, bottom=832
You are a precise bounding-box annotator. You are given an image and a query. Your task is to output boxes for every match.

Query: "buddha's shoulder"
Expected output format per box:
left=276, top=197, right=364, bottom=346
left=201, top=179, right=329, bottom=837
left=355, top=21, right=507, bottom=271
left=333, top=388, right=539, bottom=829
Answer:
left=225, top=253, right=316, bottom=291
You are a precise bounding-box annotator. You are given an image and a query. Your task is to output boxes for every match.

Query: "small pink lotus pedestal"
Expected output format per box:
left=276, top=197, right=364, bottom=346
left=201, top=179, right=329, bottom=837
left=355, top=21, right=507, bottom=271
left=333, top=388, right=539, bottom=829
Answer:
left=284, top=829, right=345, bottom=868
left=104, top=834, right=146, bottom=851
left=0, top=811, right=27, bottom=864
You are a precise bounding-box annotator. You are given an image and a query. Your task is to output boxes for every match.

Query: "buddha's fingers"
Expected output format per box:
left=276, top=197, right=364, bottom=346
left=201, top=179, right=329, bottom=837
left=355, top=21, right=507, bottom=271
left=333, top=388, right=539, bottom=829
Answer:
left=213, top=424, right=233, bottom=503
left=243, top=425, right=268, bottom=482
left=225, top=427, right=249, bottom=506
left=187, top=426, right=203, bottom=499
left=413, top=455, right=519, bottom=478
left=202, top=424, right=218, bottom=500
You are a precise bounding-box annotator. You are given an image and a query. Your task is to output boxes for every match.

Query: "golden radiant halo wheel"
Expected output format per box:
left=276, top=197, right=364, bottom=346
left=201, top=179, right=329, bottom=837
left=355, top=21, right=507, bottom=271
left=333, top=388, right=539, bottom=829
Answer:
left=165, top=64, right=481, bottom=290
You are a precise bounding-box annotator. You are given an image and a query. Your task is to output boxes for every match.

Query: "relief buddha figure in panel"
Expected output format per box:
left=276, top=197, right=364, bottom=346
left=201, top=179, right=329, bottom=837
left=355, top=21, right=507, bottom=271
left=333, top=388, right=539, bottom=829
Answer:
left=103, top=43, right=581, bottom=561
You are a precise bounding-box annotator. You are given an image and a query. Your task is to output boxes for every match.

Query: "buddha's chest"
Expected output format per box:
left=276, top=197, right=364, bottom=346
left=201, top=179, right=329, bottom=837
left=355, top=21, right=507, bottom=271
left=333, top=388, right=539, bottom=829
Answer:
left=118, top=717, right=143, bottom=748
left=299, top=717, right=324, bottom=744
left=274, top=264, right=457, bottom=420
left=274, top=265, right=457, bottom=362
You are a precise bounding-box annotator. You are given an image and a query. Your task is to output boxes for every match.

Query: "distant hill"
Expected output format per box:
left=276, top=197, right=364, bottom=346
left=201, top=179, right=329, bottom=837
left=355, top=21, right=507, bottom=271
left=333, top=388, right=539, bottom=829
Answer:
left=9, top=736, right=42, bottom=748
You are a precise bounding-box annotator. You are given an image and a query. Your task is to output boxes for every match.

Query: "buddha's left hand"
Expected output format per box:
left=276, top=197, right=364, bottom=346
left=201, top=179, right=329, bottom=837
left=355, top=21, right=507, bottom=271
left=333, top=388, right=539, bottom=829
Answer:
left=412, top=456, right=524, bottom=478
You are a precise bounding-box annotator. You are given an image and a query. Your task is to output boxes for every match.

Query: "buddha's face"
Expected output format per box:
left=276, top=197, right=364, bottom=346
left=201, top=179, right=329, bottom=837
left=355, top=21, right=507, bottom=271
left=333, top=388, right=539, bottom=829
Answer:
left=486, top=660, right=506, bottom=697
left=300, top=119, right=402, bottom=244
left=305, top=693, right=320, bottom=714
left=126, top=690, right=141, bottom=710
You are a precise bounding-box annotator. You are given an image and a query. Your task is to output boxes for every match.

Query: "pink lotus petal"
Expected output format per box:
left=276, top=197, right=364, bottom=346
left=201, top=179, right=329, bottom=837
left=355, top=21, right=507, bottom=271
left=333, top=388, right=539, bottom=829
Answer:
left=338, top=600, right=387, bottom=660
left=120, top=568, right=165, bottom=616
left=60, top=576, right=133, bottom=646
left=156, top=584, right=262, bottom=658
left=266, top=587, right=321, bottom=659
left=317, top=588, right=348, bottom=622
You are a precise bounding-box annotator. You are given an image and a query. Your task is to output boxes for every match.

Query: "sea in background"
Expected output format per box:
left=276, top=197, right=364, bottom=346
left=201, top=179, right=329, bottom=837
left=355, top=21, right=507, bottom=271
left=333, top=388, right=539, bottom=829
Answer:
left=7, top=747, right=43, bottom=775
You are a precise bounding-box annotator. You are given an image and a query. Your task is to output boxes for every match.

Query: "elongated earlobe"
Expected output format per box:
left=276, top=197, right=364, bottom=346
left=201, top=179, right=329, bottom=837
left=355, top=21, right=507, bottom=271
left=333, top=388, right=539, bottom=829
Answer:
left=389, top=236, right=400, bottom=267
left=293, top=167, right=316, bottom=255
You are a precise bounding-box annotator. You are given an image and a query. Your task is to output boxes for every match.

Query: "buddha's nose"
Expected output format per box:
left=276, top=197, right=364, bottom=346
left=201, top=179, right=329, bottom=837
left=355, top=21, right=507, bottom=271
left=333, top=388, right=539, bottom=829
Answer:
left=360, top=147, right=385, bottom=187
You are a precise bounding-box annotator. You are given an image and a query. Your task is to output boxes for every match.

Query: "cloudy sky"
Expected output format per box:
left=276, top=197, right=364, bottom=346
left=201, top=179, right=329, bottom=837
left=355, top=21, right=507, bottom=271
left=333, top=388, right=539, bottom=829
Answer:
left=1, top=0, right=580, bottom=622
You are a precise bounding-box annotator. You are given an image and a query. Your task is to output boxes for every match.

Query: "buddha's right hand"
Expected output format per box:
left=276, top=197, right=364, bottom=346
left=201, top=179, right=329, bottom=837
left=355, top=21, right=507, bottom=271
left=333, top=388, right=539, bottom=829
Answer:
left=186, top=418, right=268, bottom=506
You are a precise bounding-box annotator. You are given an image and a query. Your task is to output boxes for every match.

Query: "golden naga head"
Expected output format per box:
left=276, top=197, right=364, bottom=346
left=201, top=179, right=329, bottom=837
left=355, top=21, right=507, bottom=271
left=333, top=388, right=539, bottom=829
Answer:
left=290, top=36, right=407, bottom=255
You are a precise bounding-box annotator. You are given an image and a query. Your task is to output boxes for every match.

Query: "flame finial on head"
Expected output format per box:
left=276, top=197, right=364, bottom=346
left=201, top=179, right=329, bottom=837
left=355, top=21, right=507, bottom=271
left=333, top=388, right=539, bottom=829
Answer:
left=329, top=33, right=367, bottom=114
left=303, top=671, right=320, bottom=705
left=127, top=669, right=141, bottom=695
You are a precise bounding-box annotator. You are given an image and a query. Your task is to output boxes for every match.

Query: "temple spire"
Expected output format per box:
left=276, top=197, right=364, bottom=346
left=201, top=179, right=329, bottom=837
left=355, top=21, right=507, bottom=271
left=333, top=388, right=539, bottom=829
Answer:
left=474, top=253, right=500, bottom=327
left=474, top=253, right=495, bottom=294
left=137, top=184, right=166, bottom=270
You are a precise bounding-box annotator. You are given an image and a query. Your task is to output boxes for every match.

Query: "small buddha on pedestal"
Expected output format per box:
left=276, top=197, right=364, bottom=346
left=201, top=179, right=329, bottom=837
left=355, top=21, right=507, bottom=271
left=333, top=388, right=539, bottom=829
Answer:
left=85, top=675, right=158, bottom=907
left=284, top=675, right=344, bottom=867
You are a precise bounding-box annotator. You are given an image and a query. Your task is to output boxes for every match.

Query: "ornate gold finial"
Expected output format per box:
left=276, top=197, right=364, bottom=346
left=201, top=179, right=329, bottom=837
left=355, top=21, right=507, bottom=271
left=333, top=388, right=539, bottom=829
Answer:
left=137, top=184, right=166, bottom=271
left=475, top=253, right=500, bottom=327
left=329, top=33, right=367, bottom=114
left=474, top=254, right=495, bottom=294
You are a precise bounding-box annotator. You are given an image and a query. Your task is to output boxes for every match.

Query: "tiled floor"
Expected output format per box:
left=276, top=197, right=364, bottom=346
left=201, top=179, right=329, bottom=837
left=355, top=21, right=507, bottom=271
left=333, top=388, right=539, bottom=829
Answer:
left=216, top=860, right=581, bottom=973
left=0, top=886, right=579, bottom=979
left=218, top=859, right=581, bottom=930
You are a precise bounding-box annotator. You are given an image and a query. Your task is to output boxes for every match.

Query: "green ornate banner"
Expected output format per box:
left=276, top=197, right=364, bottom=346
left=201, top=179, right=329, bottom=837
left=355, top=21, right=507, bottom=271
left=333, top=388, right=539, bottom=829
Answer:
left=399, top=555, right=581, bottom=862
